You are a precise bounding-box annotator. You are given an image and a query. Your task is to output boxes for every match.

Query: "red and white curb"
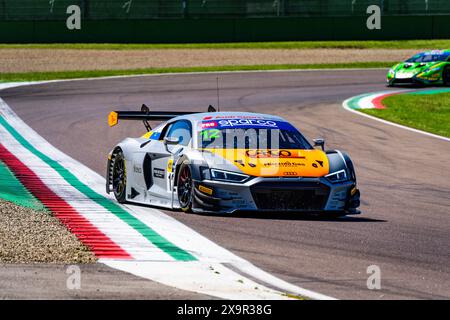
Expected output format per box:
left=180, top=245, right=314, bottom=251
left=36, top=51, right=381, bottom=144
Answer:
left=0, top=81, right=335, bottom=300
left=343, top=90, right=450, bottom=142
left=344, top=89, right=414, bottom=110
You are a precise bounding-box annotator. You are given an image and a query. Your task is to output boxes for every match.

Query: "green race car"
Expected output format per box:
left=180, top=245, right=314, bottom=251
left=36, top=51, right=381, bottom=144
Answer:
left=387, top=50, right=450, bottom=86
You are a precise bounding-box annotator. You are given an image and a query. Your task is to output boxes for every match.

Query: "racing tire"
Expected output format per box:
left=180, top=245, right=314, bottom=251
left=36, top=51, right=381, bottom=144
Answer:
left=111, top=150, right=127, bottom=203
left=443, top=66, right=450, bottom=86
left=177, top=162, right=194, bottom=213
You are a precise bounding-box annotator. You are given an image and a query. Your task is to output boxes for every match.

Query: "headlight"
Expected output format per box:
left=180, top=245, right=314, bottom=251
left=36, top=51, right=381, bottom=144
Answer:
left=210, top=169, right=249, bottom=183
left=387, top=68, right=395, bottom=80
left=325, top=169, right=348, bottom=183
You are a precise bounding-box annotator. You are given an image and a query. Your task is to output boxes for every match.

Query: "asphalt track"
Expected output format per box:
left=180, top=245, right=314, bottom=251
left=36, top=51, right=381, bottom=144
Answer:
left=1, top=69, right=450, bottom=299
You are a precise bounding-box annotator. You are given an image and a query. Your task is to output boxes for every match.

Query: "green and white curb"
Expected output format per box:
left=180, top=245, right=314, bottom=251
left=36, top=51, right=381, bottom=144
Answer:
left=0, top=80, right=335, bottom=300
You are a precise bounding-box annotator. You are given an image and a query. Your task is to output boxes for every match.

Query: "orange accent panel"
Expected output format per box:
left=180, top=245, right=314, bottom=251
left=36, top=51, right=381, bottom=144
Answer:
left=205, top=149, right=330, bottom=177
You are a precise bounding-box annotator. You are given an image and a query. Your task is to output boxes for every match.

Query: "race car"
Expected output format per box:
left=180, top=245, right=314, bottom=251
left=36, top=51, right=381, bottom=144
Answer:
left=387, top=50, right=450, bottom=86
left=106, top=105, right=360, bottom=216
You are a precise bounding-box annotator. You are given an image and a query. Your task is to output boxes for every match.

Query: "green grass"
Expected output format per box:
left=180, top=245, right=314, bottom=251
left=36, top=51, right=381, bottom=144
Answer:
left=1, top=40, right=450, bottom=50
left=0, top=62, right=393, bottom=82
left=362, top=92, right=450, bottom=138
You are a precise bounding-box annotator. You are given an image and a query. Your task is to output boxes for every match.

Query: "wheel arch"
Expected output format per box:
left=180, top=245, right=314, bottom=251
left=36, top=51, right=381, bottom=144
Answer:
left=174, top=154, right=206, bottom=186
left=326, top=150, right=357, bottom=182
left=106, top=141, right=134, bottom=194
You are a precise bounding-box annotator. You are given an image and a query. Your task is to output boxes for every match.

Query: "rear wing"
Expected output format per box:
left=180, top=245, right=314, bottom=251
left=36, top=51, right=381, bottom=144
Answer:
left=108, top=104, right=216, bottom=130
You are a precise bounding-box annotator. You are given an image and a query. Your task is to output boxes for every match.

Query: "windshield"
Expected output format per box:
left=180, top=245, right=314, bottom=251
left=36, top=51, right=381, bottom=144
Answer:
left=406, top=52, right=450, bottom=63
left=197, top=127, right=312, bottom=150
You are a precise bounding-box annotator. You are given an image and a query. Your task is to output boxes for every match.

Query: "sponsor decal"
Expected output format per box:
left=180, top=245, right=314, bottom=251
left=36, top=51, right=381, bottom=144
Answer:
left=205, top=149, right=330, bottom=177
left=200, top=119, right=296, bottom=131
left=167, top=159, right=174, bottom=173
left=201, top=121, right=218, bottom=129
left=218, top=119, right=278, bottom=128
left=234, top=159, right=245, bottom=167
left=198, top=185, right=213, bottom=196
left=133, top=165, right=142, bottom=174
left=141, top=131, right=161, bottom=140
left=396, top=72, right=414, bottom=79
left=150, top=132, right=161, bottom=140
left=263, top=161, right=306, bottom=168
left=203, top=115, right=265, bottom=120
left=153, top=168, right=165, bottom=179
left=245, top=149, right=306, bottom=159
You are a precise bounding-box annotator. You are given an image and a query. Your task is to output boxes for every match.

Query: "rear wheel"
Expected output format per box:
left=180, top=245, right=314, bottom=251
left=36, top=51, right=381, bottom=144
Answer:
left=443, top=66, right=450, bottom=86
left=177, top=162, right=193, bottom=213
left=111, top=150, right=127, bottom=203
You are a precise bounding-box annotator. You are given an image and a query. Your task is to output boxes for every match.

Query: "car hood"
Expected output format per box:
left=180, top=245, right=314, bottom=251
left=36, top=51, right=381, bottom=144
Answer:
left=201, top=149, right=330, bottom=178
left=394, top=61, right=441, bottom=75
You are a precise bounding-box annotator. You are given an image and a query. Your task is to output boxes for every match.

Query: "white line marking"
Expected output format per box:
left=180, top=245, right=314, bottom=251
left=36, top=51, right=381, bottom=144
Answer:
left=0, top=68, right=388, bottom=90
left=102, top=260, right=291, bottom=300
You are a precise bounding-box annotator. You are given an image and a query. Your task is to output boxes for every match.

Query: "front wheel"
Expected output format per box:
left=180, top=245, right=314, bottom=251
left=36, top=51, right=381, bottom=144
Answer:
left=443, top=66, right=450, bottom=86
left=177, top=162, right=193, bottom=213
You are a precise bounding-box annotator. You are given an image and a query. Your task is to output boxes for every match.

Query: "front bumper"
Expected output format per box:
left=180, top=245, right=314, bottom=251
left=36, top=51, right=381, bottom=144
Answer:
left=192, top=177, right=360, bottom=215
left=388, top=74, right=442, bottom=86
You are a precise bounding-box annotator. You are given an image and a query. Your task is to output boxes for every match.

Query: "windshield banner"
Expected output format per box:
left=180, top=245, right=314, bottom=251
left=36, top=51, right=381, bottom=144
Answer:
left=200, top=119, right=296, bottom=131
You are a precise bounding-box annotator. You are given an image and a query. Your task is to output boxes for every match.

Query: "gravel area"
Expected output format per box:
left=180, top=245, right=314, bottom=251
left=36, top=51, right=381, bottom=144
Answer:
left=0, top=199, right=96, bottom=263
left=0, top=48, right=419, bottom=73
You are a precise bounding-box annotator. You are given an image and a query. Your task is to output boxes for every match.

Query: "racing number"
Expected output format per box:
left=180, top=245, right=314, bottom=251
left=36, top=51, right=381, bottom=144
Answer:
left=201, top=129, right=220, bottom=141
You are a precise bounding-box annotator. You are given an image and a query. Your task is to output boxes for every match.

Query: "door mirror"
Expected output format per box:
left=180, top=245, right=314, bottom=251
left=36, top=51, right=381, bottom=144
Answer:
left=164, top=136, right=180, bottom=145
left=313, top=138, right=325, bottom=151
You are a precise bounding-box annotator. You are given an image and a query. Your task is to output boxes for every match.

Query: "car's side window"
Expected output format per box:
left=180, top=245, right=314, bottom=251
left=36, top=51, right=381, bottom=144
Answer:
left=163, top=120, right=192, bottom=146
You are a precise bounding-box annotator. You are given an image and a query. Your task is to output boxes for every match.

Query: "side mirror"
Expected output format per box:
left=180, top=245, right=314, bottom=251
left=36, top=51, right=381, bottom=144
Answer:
left=313, top=138, right=325, bottom=151
left=164, top=136, right=180, bottom=145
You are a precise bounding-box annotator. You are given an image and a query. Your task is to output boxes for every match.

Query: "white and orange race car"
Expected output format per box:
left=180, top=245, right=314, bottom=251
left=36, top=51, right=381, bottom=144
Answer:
left=106, top=106, right=360, bottom=216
